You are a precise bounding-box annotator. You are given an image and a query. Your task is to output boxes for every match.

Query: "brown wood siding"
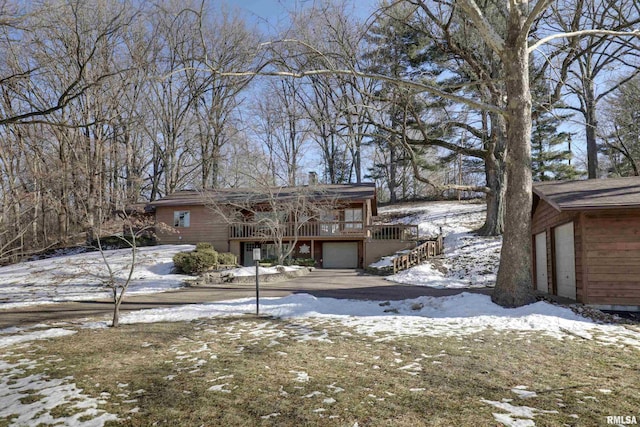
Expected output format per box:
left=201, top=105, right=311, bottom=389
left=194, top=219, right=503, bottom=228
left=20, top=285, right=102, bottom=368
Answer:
left=583, top=210, right=640, bottom=305
left=531, top=199, right=583, bottom=301
left=154, top=205, right=230, bottom=252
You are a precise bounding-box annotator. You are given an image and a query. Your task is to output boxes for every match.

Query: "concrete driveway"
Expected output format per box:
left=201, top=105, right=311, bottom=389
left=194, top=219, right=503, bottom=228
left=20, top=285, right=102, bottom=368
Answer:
left=0, top=269, right=492, bottom=329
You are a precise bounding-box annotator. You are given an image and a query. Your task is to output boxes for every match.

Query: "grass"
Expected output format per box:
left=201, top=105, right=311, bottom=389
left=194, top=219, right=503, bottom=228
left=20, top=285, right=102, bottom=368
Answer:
left=1, top=316, right=639, bottom=426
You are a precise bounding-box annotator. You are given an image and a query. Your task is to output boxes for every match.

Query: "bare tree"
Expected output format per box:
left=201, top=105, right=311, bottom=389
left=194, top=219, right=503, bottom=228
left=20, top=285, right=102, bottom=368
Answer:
left=600, top=75, right=640, bottom=176
left=544, top=0, right=640, bottom=179
left=252, top=78, right=311, bottom=186
left=206, top=182, right=338, bottom=266
left=0, top=0, right=143, bottom=255
left=94, top=210, right=155, bottom=327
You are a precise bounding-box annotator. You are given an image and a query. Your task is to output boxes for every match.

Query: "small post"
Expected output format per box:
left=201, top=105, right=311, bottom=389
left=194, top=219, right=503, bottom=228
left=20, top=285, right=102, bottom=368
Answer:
left=253, top=248, right=261, bottom=316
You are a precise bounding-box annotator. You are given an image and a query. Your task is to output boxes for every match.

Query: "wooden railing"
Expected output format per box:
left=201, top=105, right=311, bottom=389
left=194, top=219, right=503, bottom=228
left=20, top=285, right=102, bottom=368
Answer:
left=367, top=224, right=419, bottom=241
left=392, top=234, right=444, bottom=274
left=229, top=221, right=365, bottom=239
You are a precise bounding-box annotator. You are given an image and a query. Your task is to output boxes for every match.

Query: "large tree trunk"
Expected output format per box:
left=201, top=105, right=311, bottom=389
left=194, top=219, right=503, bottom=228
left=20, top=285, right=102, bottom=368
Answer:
left=492, top=12, right=536, bottom=307
left=480, top=111, right=507, bottom=236
left=480, top=152, right=506, bottom=236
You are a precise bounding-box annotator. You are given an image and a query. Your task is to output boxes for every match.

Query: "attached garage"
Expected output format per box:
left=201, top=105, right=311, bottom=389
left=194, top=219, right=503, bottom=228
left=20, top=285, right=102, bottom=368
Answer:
left=532, top=177, right=640, bottom=309
left=322, top=242, right=358, bottom=268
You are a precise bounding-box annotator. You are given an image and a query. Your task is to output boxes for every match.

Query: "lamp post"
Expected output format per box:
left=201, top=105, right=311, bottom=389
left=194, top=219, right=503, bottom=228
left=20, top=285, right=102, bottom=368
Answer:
left=253, top=248, right=261, bottom=316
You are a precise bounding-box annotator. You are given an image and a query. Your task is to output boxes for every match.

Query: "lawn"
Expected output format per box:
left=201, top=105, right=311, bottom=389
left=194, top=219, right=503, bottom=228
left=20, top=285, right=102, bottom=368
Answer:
left=1, top=309, right=639, bottom=427
left=2, top=201, right=639, bottom=426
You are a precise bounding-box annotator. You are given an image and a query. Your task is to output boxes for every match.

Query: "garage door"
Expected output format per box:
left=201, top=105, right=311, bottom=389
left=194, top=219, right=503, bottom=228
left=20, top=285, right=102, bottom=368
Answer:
left=535, top=232, right=548, bottom=293
left=554, top=222, right=576, bottom=300
left=322, top=242, right=358, bottom=268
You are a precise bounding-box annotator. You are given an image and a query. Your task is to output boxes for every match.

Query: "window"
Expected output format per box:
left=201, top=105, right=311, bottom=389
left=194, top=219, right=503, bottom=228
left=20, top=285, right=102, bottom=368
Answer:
left=320, top=210, right=339, bottom=235
left=255, top=211, right=287, bottom=224
left=262, top=244, right=291, bottom=261
left=173, top=211, right=190, bottom=227
left=344, top=208, right=363, bottom=229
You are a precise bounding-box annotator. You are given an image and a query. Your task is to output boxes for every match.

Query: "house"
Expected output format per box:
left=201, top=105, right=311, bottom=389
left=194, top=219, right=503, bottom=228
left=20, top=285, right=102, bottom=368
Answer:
left=532, top=176, right=640, bottom=310
left=147, top=182, right=419, bottom=269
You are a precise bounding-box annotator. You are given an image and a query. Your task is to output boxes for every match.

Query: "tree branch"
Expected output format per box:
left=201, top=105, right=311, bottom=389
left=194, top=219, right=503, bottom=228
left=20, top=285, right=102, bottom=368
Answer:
left=456, top=0, right=505, bottom=55
left=529, top=29, right=640, bottom=53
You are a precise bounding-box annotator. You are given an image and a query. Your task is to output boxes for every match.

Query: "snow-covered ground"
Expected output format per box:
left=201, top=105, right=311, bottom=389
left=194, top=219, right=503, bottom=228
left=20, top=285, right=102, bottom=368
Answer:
left=0, top=245, right=194, bottom=310
left=2, top=292, right=640, bottom=426
left=222, top=265, right=304, bottom=277
left=0, top=200, right=638, bottom=427
left=377, top=200, right=501, bottom=288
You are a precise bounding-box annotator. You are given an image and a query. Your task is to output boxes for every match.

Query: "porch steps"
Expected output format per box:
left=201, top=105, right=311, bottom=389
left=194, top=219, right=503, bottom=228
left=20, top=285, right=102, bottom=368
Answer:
left=366, top=234, right=444, bottom=276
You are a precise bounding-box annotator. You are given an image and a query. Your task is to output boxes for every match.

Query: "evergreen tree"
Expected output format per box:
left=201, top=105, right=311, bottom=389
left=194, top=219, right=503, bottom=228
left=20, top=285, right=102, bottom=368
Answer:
left=531, top=83, right=581, bottom=181
left=362, top=2, right=439, bottom=203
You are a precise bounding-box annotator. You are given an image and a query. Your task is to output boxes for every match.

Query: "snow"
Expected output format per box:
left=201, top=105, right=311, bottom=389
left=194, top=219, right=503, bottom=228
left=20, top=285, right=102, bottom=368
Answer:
left=481, top=398, right=558, bottom=427
left=0, top=245, right=194, bottom=309
left=1, top=295, right=639, bottom=427
left=0, top=328, right=77, bottom=348
left=222, top=265, right=303, bottom=277
left=0, top=357, right=118, bottom=426
left=378, top=201, right=501, bottom=289
left=103, top=292, right=640, bottom=347
left=1, top=200, right=640, bottom=426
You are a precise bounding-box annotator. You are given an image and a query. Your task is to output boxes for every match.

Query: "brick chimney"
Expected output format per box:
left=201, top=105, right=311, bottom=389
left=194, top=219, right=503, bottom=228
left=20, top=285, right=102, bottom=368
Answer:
left=308, top=171, right=318, bottom=185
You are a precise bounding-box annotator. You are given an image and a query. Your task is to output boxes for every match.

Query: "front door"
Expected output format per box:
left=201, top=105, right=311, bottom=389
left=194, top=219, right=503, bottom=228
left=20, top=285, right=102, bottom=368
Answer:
left=243, top=243, right=260, bottom=267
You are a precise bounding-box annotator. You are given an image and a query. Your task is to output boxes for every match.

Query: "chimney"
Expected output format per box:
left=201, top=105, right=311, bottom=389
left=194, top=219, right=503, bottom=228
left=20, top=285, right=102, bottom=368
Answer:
left=308, top=171, right=318, bottom=185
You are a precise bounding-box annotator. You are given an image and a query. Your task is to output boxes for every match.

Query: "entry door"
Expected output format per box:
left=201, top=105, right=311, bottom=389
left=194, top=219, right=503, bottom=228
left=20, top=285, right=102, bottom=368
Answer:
left=322, top=242, right=358, bottom=268
left=243, top=243, right=259, bottom=267
left=554, top=222, right=576, bottom=300
left=535, top=232, right=548, bottom=293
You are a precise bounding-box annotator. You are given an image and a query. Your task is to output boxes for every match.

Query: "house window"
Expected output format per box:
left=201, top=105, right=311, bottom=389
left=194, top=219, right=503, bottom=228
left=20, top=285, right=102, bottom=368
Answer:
left=344, top=208, right=363, bottom=229
left=173, top=210, right=190, bottom=227
left=320, top=210, right=339, bottom=235
left=262, top=243, right=291, bottom=261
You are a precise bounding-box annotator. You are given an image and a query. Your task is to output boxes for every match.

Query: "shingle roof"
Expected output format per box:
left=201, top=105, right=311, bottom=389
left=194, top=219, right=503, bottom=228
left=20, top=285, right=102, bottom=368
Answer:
left=533, top=177, right=640, bottom=211
left=147, top=183, right=377, bottom=209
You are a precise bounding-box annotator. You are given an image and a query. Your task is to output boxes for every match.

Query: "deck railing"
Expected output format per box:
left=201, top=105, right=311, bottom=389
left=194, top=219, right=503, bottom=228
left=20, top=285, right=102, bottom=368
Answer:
left=392, top=234, right=444, bottom=273
left=367, top=224, right=419, bottom=241
left=229, top=221, right=365, bottom=239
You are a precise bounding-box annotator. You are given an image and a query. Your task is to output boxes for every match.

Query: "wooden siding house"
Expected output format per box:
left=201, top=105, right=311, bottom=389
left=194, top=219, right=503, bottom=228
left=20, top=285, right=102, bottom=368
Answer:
left=532, top=177, right=640, bottom=310
left=147, top=183, right=419, bottom=269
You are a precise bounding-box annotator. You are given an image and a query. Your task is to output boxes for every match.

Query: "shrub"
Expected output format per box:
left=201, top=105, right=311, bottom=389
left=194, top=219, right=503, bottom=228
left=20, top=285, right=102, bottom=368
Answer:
left=173, top=247, right=218, bottom=275
left=218, top=252, right=237, bottom=266
left=293, top=258, right=315, bottom=267
left=195, top=242, right=214, bottom=252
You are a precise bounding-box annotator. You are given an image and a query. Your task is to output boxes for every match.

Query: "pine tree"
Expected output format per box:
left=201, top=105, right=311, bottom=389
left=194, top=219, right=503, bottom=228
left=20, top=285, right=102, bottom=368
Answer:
left=531, top=84, right=581, bottom=181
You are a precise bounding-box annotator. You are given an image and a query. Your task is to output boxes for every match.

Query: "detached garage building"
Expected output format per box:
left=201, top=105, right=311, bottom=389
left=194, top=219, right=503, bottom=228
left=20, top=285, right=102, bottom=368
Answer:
left=532, top=177, right=640, bottom=310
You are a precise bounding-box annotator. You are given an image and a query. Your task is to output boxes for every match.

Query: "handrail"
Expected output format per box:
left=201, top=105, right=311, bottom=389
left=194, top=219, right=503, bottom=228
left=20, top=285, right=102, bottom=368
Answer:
left=392, top=234, right=444, bottom=274
left=367, top=224, right=419, bottom=241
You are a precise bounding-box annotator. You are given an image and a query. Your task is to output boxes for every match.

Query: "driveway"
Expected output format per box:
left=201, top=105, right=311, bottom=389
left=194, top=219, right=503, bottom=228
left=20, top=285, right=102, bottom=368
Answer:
left=0, top=269, right=492, bottom=329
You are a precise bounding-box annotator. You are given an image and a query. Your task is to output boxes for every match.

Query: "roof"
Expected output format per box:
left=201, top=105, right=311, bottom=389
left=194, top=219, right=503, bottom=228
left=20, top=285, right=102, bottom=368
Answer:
left=147, top=183, right=377, bottom=211
left=533, top=176, right=640, bottom=211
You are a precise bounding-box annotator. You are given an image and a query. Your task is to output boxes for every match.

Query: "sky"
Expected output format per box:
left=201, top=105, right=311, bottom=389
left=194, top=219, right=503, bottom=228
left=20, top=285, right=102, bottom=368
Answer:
left=227, top=0, right=379, bottom=31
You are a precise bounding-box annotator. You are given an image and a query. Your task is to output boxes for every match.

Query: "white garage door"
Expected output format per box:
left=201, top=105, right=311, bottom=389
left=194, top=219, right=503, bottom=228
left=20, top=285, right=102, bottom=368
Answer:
left=554, top=222, right=576, bottom=300
left=535, top=232, right=548, bottom=293
left=323, top=242, right=358, bottom=268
